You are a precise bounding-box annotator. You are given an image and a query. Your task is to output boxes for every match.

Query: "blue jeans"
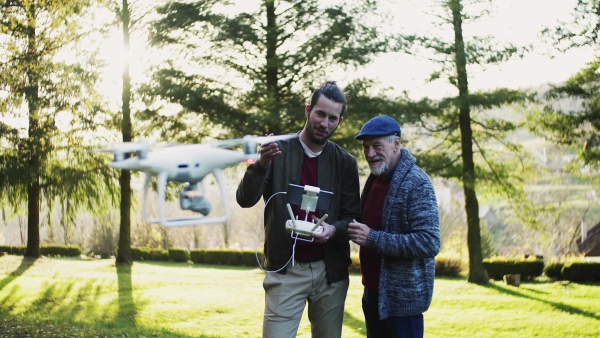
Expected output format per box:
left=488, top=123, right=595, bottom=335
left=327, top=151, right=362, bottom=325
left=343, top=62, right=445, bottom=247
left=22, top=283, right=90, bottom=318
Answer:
left=362, top=288, right=424, bottom=338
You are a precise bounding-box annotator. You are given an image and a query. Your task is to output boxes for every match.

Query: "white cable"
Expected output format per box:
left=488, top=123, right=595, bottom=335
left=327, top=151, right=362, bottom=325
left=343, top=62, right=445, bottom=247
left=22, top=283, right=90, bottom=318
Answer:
left=255, top=191, right=297, bottom=273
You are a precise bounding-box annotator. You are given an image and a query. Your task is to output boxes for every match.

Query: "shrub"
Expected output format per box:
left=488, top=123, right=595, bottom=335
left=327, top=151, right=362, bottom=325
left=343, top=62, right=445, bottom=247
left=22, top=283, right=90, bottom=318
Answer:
left=561, top=262, right=600, bottom=283
left=130, top=247, right=171, bottom=261
left=347, top=254, right=460, bottom=276
left=349, top=255, right=361, bottom=274
left=152, top=249, right=170, bottom=261
left=131, top=247, right=152, bottom=261
left=0, top=245, right=81, bottom=257
left=543, top=261, right=564, bottom=280
left=190, top=249, right=265, bottom=267
left=237, top=250, right=263, bottom=267
left=0, top=246, right=26, bottom=255
left=169, top=248, right=190, bottom=263
left=482, top=256, right=544, bottom=281
left=40, top=245, right=82, bottom=257
left=435, top=255, right=463, bottom=277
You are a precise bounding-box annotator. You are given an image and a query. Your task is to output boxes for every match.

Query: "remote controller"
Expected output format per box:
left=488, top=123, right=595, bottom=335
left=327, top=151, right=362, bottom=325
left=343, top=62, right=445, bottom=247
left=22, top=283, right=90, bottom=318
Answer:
left=285, top=203, right=328, bottom=236
left=285, top=219, right=324, bottom=236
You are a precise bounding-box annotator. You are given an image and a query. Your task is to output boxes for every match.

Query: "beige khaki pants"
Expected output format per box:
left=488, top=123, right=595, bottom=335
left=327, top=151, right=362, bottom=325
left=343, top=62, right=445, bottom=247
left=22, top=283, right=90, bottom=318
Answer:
left=262, top=260, right=349, bottom=338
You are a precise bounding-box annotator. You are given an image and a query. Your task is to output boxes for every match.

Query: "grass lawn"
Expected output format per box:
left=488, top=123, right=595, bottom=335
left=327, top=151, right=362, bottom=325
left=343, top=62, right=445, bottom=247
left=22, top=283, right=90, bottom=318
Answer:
left=1, top=255, right=599, bottom=337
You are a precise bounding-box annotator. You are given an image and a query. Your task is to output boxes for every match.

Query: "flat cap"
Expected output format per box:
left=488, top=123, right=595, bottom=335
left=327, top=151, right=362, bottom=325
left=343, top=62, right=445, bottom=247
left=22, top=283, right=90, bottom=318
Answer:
left=355, top=115, right=401, bottom=140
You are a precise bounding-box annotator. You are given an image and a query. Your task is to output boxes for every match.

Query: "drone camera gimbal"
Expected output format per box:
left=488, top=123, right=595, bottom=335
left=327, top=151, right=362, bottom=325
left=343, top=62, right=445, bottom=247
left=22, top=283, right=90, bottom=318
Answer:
left=180, top=183, right=211, bottom=216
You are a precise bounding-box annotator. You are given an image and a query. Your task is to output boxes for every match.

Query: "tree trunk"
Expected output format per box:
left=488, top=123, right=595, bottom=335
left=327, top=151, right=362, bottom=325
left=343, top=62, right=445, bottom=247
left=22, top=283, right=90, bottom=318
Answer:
left=26, top=181, right=40, bottom=257
left=451, top=0, right=488, bottom=284
left=263, top=0, right=284, bottom=134
left=117, top=0, right=133, bottom=264
left=25, top=2, right=41, bottom=258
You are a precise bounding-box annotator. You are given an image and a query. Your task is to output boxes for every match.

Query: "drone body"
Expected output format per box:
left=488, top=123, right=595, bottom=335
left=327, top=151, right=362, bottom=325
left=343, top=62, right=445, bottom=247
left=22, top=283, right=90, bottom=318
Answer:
left=112, top=144, right=252, bottom=183
left=109, top=134, right=298, bottom=227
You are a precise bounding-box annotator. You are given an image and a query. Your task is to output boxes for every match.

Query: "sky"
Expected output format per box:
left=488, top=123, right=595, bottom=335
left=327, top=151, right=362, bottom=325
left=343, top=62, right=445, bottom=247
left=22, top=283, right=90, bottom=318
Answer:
left=339, top=0, right=596, bottom=99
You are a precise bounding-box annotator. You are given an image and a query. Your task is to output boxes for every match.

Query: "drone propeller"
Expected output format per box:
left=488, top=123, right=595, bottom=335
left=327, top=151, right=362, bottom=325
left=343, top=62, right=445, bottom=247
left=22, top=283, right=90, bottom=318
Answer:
left=248, top=133, right=298, bottom=145
left=93, top=141, right=181, bottom=161
left=112, top=141, right=150, bottom=152
left=211, top=133, right=298, bottom=154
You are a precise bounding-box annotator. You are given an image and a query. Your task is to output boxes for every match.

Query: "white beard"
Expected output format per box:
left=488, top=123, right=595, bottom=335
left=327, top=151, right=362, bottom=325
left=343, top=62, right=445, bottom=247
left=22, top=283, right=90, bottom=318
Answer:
left=368, top=158, right=389, bottom=177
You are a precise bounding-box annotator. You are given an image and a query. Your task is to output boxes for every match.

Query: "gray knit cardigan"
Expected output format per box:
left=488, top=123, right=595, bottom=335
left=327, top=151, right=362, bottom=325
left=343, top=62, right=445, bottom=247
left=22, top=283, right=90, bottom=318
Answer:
left=361, top=148, right=441, bottom=320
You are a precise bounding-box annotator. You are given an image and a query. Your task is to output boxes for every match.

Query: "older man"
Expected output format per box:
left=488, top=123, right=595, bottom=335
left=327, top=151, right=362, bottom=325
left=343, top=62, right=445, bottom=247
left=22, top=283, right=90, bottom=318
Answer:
left=349, top=115, right=440, bottom=338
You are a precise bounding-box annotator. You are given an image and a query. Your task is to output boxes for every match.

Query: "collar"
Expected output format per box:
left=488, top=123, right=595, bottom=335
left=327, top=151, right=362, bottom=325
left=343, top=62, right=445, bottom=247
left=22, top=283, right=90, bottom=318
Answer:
left=299, top=139, right=322, bottom=157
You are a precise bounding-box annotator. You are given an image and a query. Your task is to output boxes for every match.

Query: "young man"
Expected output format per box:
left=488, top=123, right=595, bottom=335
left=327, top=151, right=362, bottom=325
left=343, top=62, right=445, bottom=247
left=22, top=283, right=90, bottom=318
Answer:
left=349, top=115, right=441, bottom=338
left=236, top=81, right=361, bottom=338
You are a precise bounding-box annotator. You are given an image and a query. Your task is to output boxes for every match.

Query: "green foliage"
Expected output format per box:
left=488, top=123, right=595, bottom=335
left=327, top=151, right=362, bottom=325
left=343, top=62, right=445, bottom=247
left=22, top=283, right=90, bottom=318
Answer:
left=434, top=254, right=463, bottom=277
left=131, top=247, right=170, bottom=261
left=561, top=262, right=600, bottom=283
left=396, top=0, right=533, bottom=284
left=168, top=248, right=190, bottom=263
left=335, top=82, right=423, bottom=156
left=527, top=57, right=600, bottom=169
left=0, top=0, right=116, bottom=256
left=144, top=0, right=393, bottom=140
left=402, top=2, right=528, bottom=88
left=349, top=254, right=361, bottom=274
left=190, top=249, right=263, bottom=267
left=39, top=245, right=83, bottom=257
left=415, top=91, right=533, bottom=187
left=351, top=253, right=462, bottom=277
left=0, top=246, right=27, bottom=256
left=131, top=247, right=151, bottom=261
left=541, top=0, right=600, bottom=52
left=0, top=245, right=82, bottom=257
left=480, top=223, right=498, bottom=259
left=152, top=249, right=170, bottom=261
left=482, top=256, right=544, bottom=281
left=543, top=261, right=564, bottom=280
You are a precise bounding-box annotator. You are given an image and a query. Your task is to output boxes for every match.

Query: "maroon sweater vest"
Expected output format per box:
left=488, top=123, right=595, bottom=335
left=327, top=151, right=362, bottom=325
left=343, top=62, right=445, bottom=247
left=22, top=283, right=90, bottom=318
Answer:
left=360, top=176, right=390, bottom=290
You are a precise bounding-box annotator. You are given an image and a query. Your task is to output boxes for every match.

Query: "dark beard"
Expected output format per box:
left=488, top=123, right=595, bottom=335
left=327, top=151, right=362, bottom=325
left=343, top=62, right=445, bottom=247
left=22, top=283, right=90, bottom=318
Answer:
left=305, top=119, right=335, bottom=145
left=307, top=129, right=328, bottom=145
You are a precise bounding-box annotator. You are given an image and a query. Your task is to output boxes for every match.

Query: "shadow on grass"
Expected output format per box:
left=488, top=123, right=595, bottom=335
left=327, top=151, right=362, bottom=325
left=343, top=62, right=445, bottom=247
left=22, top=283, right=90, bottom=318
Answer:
left=484, top=282, right=599, bottom=321
left=0, top=259, right=202, bottom=338
left=116, top=263, right=136, bottom=327
left=0, top=256, right=37, bottom=292
left=1, top=269, right=123, bottom=336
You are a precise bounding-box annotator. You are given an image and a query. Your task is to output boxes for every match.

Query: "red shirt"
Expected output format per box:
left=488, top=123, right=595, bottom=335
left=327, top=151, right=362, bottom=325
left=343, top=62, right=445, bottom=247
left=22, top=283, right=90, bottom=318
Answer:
left=293, top=154, right=325, bottom=261
left=360, top=176, right=390, bottom=290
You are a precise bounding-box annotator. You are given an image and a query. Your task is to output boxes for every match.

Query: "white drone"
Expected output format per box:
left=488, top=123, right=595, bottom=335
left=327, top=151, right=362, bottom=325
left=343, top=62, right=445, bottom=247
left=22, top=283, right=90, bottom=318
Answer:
left=109, top=134, right=298, bottom=227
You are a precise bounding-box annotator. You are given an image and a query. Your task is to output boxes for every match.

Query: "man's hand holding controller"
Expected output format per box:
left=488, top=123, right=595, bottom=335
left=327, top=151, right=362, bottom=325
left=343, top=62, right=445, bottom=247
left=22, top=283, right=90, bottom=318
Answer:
left=286, top=204, right=333, bottom=242
left=311, top=214, right=335, bottom=244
